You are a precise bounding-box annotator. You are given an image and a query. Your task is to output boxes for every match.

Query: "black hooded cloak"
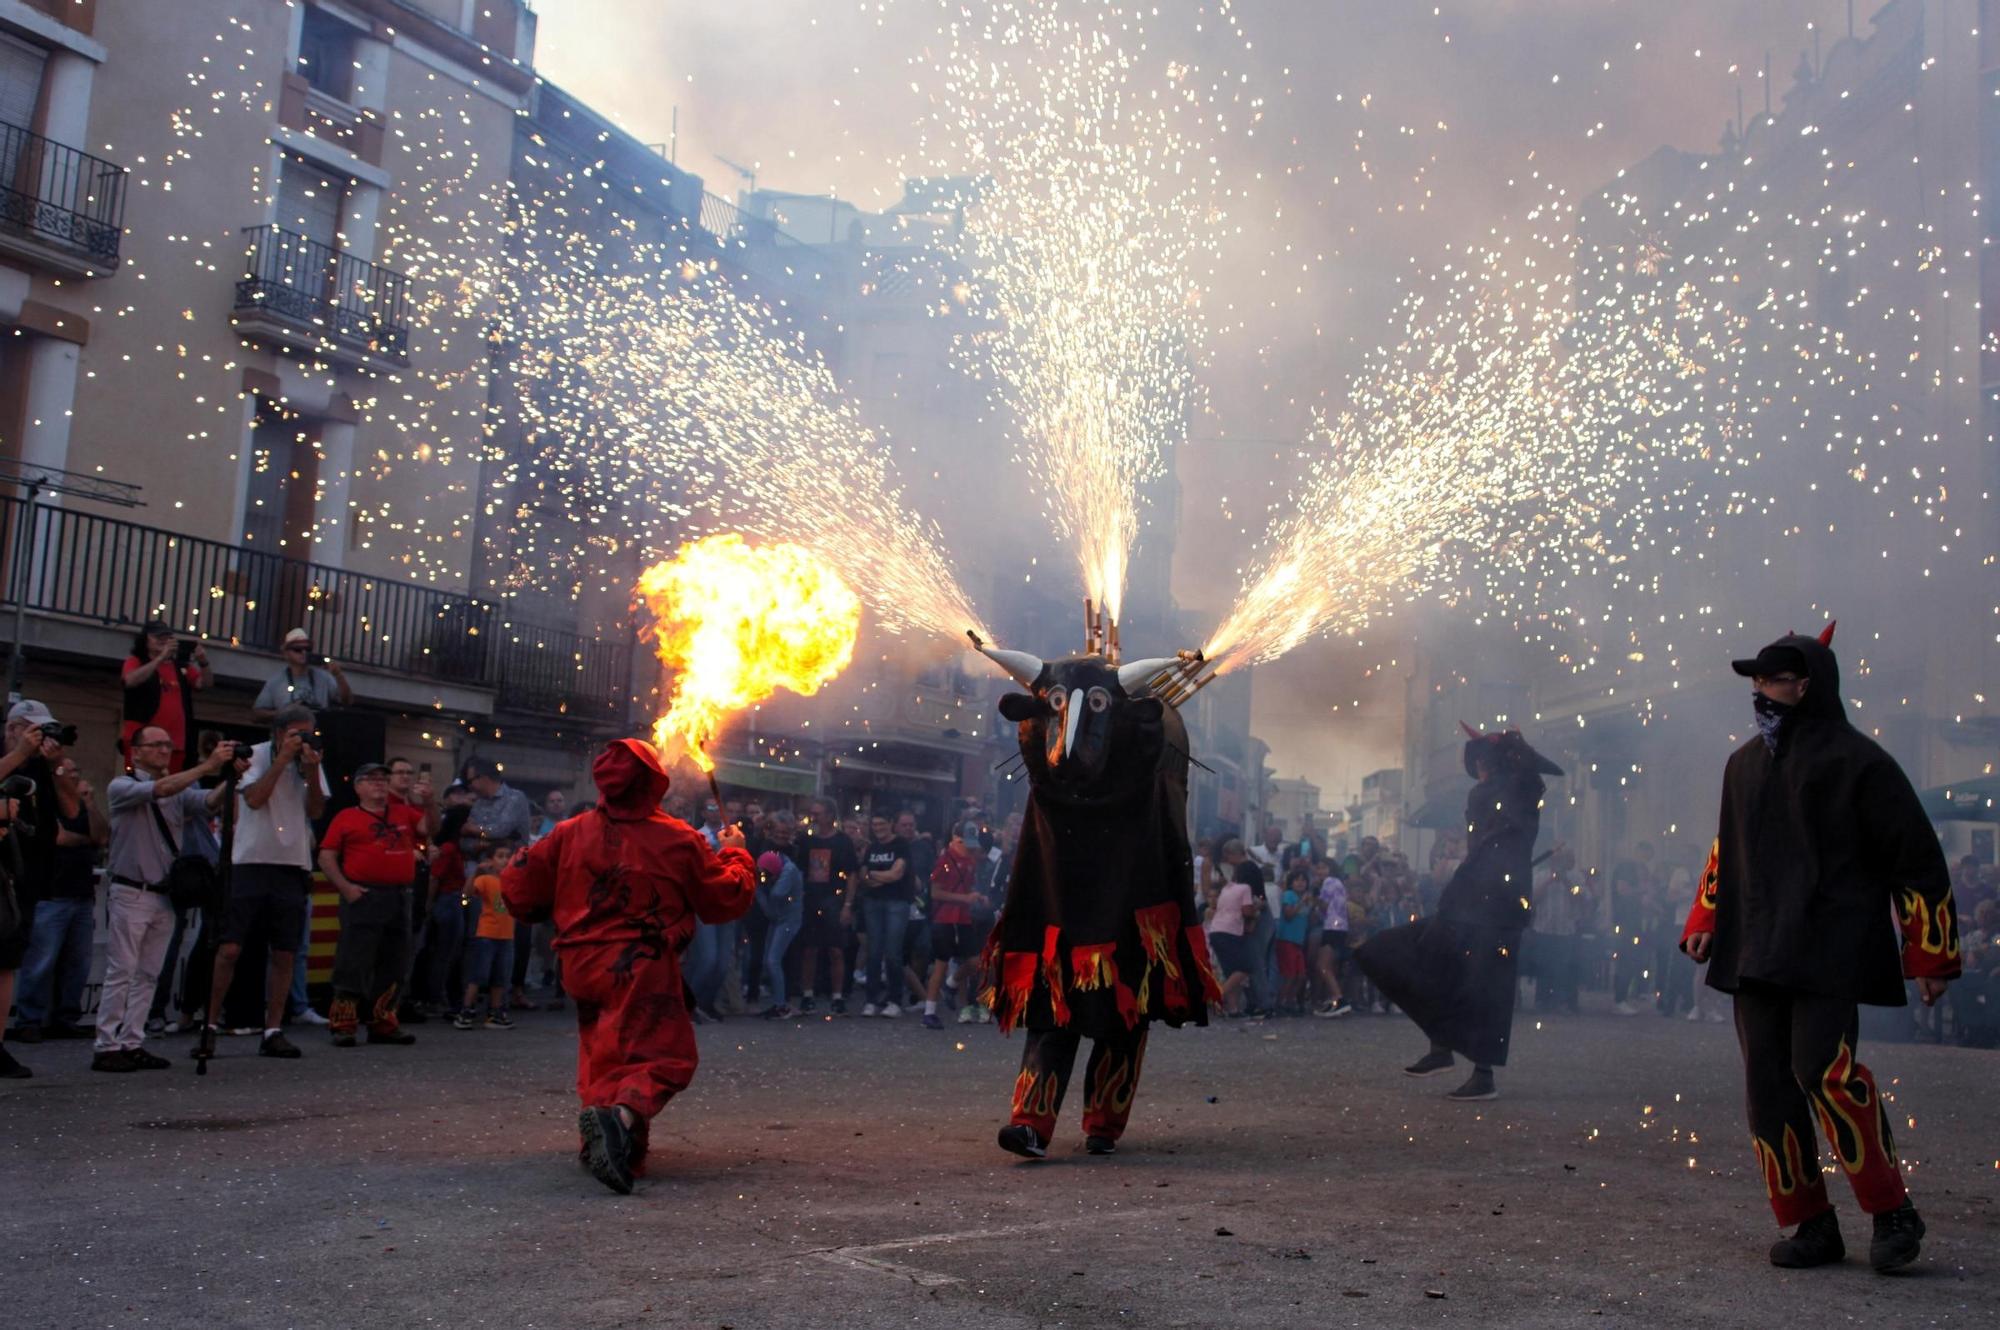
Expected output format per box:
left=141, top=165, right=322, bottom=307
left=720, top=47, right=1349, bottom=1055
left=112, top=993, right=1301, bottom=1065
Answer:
left=985, top=654, right=1219, bottom=1039
left=1683, top=632, right=1957, bottom=1005
left=1357, top=731, right=1559, bottom=1067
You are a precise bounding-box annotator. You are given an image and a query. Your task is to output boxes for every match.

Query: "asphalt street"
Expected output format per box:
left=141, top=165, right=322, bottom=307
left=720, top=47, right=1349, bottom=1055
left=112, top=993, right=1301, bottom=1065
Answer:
left=3, top=999, right=1996, bottom=1329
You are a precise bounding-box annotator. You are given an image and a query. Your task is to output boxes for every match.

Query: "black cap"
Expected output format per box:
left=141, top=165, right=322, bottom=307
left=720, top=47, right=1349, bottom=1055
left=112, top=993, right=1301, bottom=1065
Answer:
left=142, top=617, right=173, bottom=635
left=1730, top=644, right=1808, bottom=679
left=352, top=761, right=390, bottom=780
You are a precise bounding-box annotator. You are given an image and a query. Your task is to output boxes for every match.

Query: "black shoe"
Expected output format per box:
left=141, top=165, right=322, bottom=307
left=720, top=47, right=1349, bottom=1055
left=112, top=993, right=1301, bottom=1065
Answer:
left=0, top=1045, right=30, bottom=1078
left=1769, top=1208, right=1845, bottom=1268
left=366, top=1027, right=417, bottom=1045
left=1446, top=1069, right=1498, bottom=1101
left=9, top=1024, right=43, bottom=1045
left=1869, top=1199, right=1925, bottom=1273
left=91, top=1049, right=139, bottom=1073
left=578, top=1106, right=635, bottom=1195
left=259, top=1031, right=303, bottom=1059
left=128, top=1047, right=173, bottom=1071
left=997, top=1124, right=1048, bottom=1160
left=798, top=995, right=817, bottom=1014
left=830, top=997, right=847, bottom=1016
left=1404, top=1049, right=1455, bottom=1077
left=1085, top=1135, right=1117, bottom=1156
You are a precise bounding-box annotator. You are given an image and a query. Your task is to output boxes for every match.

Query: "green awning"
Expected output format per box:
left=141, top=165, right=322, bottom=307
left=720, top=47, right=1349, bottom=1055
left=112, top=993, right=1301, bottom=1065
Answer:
left=711, top=758, right=820, bottom=798
left=1918, top=775, right=2000, bottom=823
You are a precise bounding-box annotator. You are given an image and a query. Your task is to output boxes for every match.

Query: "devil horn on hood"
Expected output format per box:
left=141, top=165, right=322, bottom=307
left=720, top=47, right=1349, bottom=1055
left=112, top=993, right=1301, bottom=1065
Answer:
left=1818, top=620, right=1837, bottom=646
left=1459, top=720, right=1483, bottom=741
left=1116, top=657, right=1179, bottom=695
left=973, top=642, right=1046, bottom=688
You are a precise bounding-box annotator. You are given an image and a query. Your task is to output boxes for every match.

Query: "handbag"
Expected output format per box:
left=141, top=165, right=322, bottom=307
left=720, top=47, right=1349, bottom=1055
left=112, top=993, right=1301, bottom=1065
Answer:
left=150, top=801, right=221, bottom=912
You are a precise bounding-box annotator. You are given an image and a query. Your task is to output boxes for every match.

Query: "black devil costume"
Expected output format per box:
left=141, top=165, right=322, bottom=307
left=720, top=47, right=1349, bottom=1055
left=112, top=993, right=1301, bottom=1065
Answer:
left=1680, top=625, right=1957, bottom=1270
left=1357, top=726, right=1561, bottom=1097
left=971, top=639, right=1222, bottom=1158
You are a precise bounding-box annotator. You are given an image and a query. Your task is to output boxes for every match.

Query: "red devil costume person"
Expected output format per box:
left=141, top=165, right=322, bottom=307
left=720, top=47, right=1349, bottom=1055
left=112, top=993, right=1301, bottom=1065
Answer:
left=502, top=739, right=753, bottom=1194
left=1681, top=624, right=1957, bottom=1272
left=1358, top=726, right=1561, bottom=1102
left=973, top=641, right=1221, bottom=1160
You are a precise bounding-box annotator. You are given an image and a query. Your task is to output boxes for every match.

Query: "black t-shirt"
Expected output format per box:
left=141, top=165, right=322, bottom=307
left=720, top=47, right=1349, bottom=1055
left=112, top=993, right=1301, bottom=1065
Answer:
left=793, top=833, right=859, bottom=897
left=862, top=836, right=912, bottom=902
left=48, top=804, right=97, bottom=901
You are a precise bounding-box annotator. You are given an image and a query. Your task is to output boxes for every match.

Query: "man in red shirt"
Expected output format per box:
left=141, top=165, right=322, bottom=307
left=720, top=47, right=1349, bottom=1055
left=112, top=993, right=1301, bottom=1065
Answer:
left=504, top=738, right=753, bottom=1194
left=921, top=820, right=984, bottom=1028
left=318, top=762, right=425, bottom=1047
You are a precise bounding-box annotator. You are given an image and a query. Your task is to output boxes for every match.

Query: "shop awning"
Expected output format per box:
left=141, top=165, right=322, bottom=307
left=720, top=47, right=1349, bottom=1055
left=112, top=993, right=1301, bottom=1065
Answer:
left=711, top=758, right=820, bottom=798
left=1918, top=775, right=2000, bottom=823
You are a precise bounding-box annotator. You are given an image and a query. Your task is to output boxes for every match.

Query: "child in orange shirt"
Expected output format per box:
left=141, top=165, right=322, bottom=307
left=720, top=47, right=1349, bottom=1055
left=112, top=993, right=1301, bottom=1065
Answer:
left=455, top=848, right=517, bottom=1029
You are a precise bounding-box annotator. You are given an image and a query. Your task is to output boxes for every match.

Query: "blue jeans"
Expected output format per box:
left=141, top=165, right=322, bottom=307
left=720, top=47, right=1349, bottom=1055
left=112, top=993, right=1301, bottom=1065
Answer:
left=1246, top=905, right=1277, bottom=1012
left=426, top=893, right=468, bottom=1007
left=684, top=920, right=733, bottom=1010
left=861, top=896, right=909, bottom=1006
left=16, top=896, right=94, bottom=1028
left=763, top=913, right=802, bottom=1006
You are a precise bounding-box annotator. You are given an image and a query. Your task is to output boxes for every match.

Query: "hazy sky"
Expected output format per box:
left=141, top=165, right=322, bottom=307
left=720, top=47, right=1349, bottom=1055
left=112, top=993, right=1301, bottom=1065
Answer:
left=532, top=0, right=1856, bottom=804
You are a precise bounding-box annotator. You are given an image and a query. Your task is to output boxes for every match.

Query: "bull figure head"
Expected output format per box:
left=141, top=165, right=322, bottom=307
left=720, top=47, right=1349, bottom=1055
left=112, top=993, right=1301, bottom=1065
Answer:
left=972, top=632, right=1192, bottom=796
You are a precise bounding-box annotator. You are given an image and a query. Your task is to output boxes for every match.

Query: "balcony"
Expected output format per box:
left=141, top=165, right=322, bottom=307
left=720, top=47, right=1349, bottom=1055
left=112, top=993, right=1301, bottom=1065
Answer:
left=0, top=495, right=629, bottom=724
left=233, top=224, right=411, bottom=367
left=0, top=119, right=126, bottom=277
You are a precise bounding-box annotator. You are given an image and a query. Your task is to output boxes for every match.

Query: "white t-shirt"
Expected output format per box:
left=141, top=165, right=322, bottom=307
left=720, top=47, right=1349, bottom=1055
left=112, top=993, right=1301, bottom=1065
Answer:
left=232, top=739, right=330, bottom=868
left=1209, top=881, right=1254, bottom=938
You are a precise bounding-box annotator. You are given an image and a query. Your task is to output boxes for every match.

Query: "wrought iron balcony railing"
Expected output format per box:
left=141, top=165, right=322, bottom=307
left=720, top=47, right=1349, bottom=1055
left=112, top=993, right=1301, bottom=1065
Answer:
left=0, top=118, right=126, bottom=269
left=0, top=494, right=628, bottom=722
left=235, top=224, right=412, bottom=361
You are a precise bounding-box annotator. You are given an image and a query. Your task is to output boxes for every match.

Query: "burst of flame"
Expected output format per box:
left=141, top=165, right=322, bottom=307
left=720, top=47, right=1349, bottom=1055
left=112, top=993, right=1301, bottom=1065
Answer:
left=636, top=534, right=861, bottom=771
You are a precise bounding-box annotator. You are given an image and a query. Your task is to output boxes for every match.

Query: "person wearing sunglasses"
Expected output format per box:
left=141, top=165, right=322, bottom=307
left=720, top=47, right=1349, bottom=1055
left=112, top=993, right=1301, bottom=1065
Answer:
left=251, top=628, right=352, bottom=724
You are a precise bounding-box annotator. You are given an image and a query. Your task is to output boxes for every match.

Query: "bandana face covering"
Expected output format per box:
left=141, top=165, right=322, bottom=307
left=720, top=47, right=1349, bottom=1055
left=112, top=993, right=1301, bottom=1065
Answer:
left=1751, top=690, right=1792, bottom=754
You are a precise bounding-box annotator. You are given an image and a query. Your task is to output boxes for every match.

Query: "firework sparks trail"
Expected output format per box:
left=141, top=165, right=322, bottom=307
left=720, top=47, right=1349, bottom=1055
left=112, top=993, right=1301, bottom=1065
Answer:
left=916, top=0, right=1235, bottom=623
left=637, top=534, right=862, bottom=771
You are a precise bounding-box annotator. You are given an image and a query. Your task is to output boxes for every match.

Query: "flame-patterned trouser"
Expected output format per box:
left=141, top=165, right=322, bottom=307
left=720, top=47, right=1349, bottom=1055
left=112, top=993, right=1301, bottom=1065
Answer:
left=328, top=887, right=409, bottom=1037
left=1732, top=981, right=1907, bottom=1227
left=1008, top=1026, right=1149, bottom=1145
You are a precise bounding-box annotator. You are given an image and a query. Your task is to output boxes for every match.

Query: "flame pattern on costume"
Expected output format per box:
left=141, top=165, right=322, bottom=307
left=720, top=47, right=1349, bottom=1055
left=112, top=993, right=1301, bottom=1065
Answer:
left=1895, top=886, right=1958, bottom=976
left=1752, top=1124, right=1825, bottom=1225
left=1008, top=1026, right=1150, bottom=1144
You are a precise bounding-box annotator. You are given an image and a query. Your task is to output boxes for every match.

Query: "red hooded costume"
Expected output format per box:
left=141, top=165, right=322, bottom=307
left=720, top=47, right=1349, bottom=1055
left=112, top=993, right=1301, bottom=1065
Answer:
left=503, top=739, right=754, bottom=1173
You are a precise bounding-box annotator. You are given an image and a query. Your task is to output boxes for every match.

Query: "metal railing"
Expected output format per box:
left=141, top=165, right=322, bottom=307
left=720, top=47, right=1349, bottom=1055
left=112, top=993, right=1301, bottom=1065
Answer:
left=235, top=224, right=411, bottom=359
left=0, top=495, right=628, bottom=720
left=0, top=118, right=126, bottom=267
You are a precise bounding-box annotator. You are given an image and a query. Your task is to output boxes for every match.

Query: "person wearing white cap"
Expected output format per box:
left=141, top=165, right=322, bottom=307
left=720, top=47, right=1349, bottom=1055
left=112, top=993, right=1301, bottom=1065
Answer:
left=251, top=628, right=352, bottom=723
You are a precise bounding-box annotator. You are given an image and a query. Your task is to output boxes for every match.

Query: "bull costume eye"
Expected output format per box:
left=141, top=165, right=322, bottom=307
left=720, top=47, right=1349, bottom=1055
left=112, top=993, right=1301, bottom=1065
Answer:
left=1085, top=687, right=1111, bottom=714
left=1047, top=689, right=1069, bottom=711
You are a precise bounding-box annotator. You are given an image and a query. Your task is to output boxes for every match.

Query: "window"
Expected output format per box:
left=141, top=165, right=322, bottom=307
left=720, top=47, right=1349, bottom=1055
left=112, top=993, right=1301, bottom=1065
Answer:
left=275, top=149, right=347, bottom=249
left=0, top=32, right=45, bottom=132
left=296, top=6, right=356, bottom=102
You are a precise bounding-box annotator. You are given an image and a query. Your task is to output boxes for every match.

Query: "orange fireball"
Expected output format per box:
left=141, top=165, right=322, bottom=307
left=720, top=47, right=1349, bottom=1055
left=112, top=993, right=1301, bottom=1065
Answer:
left=636, top=534, right=861, bottom=771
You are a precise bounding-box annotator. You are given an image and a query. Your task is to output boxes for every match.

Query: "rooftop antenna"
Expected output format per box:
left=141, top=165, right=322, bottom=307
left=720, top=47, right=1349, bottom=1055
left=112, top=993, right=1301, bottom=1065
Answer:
left=716, top=154, right=757, bottom=203
left=1763, top=50, right=1772, bottom=120
left=1847, top=0, right=1855, bottom=40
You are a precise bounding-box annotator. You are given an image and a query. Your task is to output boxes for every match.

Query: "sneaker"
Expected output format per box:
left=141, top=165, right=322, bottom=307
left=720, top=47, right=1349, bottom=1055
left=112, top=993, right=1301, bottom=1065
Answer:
left=578, top=1106, right=635, bottom=1195
left=163, top=1018, right=195, bottom=1035
left=830, top=997, right=848, bottom=1016
left=1317, top=1000, right=1353, bottom=1019
left=977, top=1004, right=993, bottom=1024
left=1769, top=1208, right=1845, bottom=1269
left=454, top=1012, right=476, bottom=1030
left=367, top=1027, right=418, bottom=1045
left=1869, top=1198, right=1925, bottom=1273
left=958, top=1004, right=978, bottom=1024
left=997, top=1124, right=1048, bottom=1159
left=798, top=995, right=817, bottom=1015
left=129, top=1048, right=173, bottom=1071
left=91, top=1049, right=139, bottom=1073
left=145, top=1017, right=166, bottom=1036
left=294, top=1007, right=331, bottom=1028
left=1085, top=1135, right=1117, bottom=1156
left=0, top=1045, right=30, bottom=1079
left=860, top=1003, right=879, bottom=1018
left=1404, top=1049, right=1455, bottom=1077
left=922, top=1013, right=944, bottom=1029
left=880, top=1003, right=901, bottom=1019
left=259, top=1031, right=302, bottom=1058
left=1446, top=1069, right=1498, bottom=1101
left=1611, top=1001, right=1640, bottom=1016
left=1686, top=1008, right=1703, bottom=1022
left=485, top=1013, right=515, bottom=1030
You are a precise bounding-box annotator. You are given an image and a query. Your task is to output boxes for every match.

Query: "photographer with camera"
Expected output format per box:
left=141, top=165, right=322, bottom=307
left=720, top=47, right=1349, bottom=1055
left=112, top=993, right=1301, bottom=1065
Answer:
left=11, top=756, right=107, bottom=1043
left=251, top=628, right=352, bottom=724
left=194, top=705, right=326, bottom=1063
left=95, top=729, right=240, bottom=1072
left=121, top=619, right=208, bottom=773
left=0, top=700, right=74, bottom=1078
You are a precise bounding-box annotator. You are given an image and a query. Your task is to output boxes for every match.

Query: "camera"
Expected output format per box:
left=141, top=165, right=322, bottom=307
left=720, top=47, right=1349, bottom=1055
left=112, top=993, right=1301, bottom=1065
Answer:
left=175, top=639, right=195, bottom=666
left=37, top=721, right=78, bottom=747
left=304, top=732, right=324, bottom=752
left=311, top=652, right=329, bottom=668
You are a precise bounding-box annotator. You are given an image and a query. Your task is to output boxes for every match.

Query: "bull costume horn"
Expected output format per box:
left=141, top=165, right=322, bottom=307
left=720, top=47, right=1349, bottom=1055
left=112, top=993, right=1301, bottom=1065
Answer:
left=967, top=630, right=1045, bottom=688
left=1459, top=720, right=1482, bottom=740
left=1116, top=657, right=1180, bottom=696
left=1818, top=620, right=1837, bottom=646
